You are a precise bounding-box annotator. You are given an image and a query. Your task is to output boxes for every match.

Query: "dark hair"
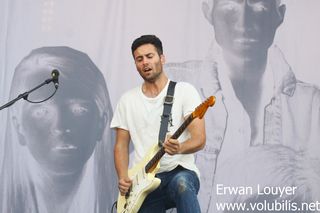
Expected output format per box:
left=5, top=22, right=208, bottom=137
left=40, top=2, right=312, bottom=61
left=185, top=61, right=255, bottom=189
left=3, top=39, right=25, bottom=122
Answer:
left=131, top=35, right=163, bottom=56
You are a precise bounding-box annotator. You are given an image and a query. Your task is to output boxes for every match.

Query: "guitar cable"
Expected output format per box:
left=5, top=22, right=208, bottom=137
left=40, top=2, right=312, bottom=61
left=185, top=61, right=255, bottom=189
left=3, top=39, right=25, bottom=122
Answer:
left=111, top=201, right=117, bottom=212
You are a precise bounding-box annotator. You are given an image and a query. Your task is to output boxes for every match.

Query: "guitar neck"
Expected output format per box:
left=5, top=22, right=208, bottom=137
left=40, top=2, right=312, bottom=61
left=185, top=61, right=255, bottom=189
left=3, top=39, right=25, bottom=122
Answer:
left=144, top=115, right=195, bottom=173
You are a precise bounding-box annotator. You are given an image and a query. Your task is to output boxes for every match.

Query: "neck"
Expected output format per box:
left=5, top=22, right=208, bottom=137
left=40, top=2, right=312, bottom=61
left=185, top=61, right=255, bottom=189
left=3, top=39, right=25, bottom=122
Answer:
left=35, top=166, right=84, bottom=212
left=222, top=50, right=269, bottom=128
left=223, top=50, right=268, bottom=84
left=142, top=74, right=168, bottom=98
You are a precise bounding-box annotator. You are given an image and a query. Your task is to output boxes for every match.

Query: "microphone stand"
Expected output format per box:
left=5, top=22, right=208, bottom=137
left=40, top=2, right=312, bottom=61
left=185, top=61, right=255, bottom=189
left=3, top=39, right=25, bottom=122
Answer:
left=0, top=78, right=56, bottom=111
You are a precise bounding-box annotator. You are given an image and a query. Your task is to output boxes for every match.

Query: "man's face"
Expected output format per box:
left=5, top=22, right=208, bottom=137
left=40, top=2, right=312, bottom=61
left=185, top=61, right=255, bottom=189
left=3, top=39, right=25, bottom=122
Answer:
left=17, top=70, right=102, bottom=175
left=211, top=0, right=284, bottom=57
left=133, top=44, right=165, bottom=83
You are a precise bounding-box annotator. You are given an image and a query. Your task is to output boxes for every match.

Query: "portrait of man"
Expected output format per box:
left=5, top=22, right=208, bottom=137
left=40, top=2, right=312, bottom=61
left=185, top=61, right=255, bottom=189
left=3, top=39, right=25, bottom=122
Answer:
left=166, top=0, right=320, bottom=211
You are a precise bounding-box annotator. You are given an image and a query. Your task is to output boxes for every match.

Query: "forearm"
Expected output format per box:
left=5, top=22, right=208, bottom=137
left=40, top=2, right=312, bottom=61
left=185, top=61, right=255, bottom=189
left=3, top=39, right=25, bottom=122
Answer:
left=179, top=134, right=206, bottom=154
left=114, top=144, right=129, bottom=178
left=114, top=128, right=131, bottom=179
left=180, top=117, right=206, bottom=154
left=164, top=117, right=206, bottom=155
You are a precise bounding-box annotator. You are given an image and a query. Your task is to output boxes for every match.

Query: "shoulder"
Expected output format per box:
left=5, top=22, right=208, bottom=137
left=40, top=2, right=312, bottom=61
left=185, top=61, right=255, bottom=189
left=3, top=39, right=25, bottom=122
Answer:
left=175, top=81, right=197, bottom=90
left=295, top=81, right=320, bottom=103
left=165, top=60, right=218, bottom=80
left=113, top=86, right=141, bottom=112
left=165, top=60, right=221, bottom=97
left=295, top=80, right=320, bottom=95
left=172, top=81, right=199, bottom=96
left=173, top=81, right=202, bottom=106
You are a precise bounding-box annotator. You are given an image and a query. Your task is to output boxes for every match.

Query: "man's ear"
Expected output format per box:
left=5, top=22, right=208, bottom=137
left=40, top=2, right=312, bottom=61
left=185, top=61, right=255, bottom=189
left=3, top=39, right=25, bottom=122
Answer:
left=202, top=1, right=213, bottom=25
left=160, top=54, right=166, bottom=65
left=277, top=4, right=286, bottom=26
left=12, top=116, right=27, bottom=146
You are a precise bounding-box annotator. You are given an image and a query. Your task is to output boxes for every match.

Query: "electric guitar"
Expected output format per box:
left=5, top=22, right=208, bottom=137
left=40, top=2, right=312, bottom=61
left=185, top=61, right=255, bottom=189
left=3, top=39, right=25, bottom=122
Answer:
left=116, top=96, right=215, bottom=213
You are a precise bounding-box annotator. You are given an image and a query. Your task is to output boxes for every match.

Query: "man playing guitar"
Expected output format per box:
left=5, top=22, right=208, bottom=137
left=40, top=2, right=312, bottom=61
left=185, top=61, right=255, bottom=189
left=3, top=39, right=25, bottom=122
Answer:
left=111, top=35, right=206, bottom=213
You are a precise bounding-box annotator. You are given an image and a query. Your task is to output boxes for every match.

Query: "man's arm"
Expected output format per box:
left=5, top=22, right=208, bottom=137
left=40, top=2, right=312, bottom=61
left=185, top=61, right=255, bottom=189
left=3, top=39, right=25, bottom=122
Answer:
left=114, top=128, right=132, bottom=195
left=163, top=117, right=206, bottom=155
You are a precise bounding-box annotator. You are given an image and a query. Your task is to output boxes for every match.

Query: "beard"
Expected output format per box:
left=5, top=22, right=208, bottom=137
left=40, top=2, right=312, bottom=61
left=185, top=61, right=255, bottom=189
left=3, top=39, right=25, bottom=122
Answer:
left=141, top=69, right=163, bottom=83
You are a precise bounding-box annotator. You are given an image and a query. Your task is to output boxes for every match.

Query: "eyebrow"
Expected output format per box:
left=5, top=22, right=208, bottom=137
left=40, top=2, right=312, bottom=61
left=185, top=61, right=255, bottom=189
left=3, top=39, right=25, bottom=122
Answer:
left=135, top=53, right=154, bottom=60
left=67, top=99, right=92, bottom=104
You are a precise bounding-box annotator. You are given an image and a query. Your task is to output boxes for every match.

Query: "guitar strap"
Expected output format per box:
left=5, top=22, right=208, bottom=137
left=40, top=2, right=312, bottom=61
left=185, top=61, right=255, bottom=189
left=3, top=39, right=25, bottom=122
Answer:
left=158, top=80, right=176, bottom=146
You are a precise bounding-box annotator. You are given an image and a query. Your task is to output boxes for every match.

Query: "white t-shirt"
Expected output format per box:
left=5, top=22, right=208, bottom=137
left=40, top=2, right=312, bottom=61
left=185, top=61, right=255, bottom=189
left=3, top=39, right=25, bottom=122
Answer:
left=111, top=80, right=201, bottom=177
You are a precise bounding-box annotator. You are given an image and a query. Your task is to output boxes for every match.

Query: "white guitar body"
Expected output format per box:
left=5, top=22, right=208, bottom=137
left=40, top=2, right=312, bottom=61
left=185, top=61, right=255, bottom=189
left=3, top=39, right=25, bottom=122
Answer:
left=117, top=144, right=162, bottom=213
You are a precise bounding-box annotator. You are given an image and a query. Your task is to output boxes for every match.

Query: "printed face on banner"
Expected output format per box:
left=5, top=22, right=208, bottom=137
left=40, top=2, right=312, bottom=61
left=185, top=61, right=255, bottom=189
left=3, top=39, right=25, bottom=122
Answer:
left=133, top=44, right=165, bottom=83
left=16, top=68, right=103, bottom=175
left=211, top=0, right=285, bottom=56
left=2, top=46, right=116, bottom=212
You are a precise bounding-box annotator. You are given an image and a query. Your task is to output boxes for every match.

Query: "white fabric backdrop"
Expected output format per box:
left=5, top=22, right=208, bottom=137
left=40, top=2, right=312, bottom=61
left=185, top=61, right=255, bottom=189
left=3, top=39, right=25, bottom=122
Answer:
left=1, top=1, right=320, bottom=107
left=1, top=1, right=320, bottom=212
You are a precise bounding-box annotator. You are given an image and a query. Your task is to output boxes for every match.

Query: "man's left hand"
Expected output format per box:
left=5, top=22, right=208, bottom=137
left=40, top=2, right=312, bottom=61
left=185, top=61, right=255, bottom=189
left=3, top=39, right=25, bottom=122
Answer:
left=163, top=137, right=181, bottom=155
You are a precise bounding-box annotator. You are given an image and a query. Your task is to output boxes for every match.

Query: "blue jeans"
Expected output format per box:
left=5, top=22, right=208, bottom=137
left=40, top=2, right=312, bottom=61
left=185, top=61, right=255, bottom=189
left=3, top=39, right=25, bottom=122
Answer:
left=138, top=166, right=201, bottom=213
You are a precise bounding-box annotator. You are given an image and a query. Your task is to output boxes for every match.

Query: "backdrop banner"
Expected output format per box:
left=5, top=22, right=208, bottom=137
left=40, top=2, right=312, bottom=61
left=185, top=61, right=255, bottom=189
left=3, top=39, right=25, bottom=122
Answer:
left=1, top=1, right=320, bottom=212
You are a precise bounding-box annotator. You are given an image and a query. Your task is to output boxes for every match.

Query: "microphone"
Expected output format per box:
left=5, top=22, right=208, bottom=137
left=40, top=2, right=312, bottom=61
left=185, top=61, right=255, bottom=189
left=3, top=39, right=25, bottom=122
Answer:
left=51, top=69, right=60, bottom=89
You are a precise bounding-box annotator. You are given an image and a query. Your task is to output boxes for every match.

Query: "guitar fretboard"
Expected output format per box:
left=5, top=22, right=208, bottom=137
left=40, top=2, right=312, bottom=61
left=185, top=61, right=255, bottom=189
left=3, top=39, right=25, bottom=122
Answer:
left=144, top=115, right=194, bottom=173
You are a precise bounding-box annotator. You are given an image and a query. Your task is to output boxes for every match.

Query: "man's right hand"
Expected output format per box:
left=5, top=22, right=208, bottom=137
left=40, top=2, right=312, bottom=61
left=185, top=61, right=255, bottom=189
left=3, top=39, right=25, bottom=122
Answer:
left=118, top=177, right=132, bottom=196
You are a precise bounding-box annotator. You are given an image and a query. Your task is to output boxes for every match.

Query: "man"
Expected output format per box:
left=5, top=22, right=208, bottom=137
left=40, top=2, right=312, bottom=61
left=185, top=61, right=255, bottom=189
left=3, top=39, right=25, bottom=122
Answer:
left=111, top=35, right=206, bottom=212
left=166, top=0, right=320, bottom=212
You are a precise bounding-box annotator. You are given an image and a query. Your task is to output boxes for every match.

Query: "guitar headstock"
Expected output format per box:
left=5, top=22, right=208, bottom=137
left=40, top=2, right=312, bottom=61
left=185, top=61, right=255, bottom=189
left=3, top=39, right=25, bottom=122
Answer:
left=192, top=96, right=215, bottom=119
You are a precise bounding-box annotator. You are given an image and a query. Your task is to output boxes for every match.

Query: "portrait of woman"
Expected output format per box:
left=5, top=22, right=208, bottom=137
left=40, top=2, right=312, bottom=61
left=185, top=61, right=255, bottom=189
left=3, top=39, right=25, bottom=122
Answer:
left=0, top=46, right=117, bottom=213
